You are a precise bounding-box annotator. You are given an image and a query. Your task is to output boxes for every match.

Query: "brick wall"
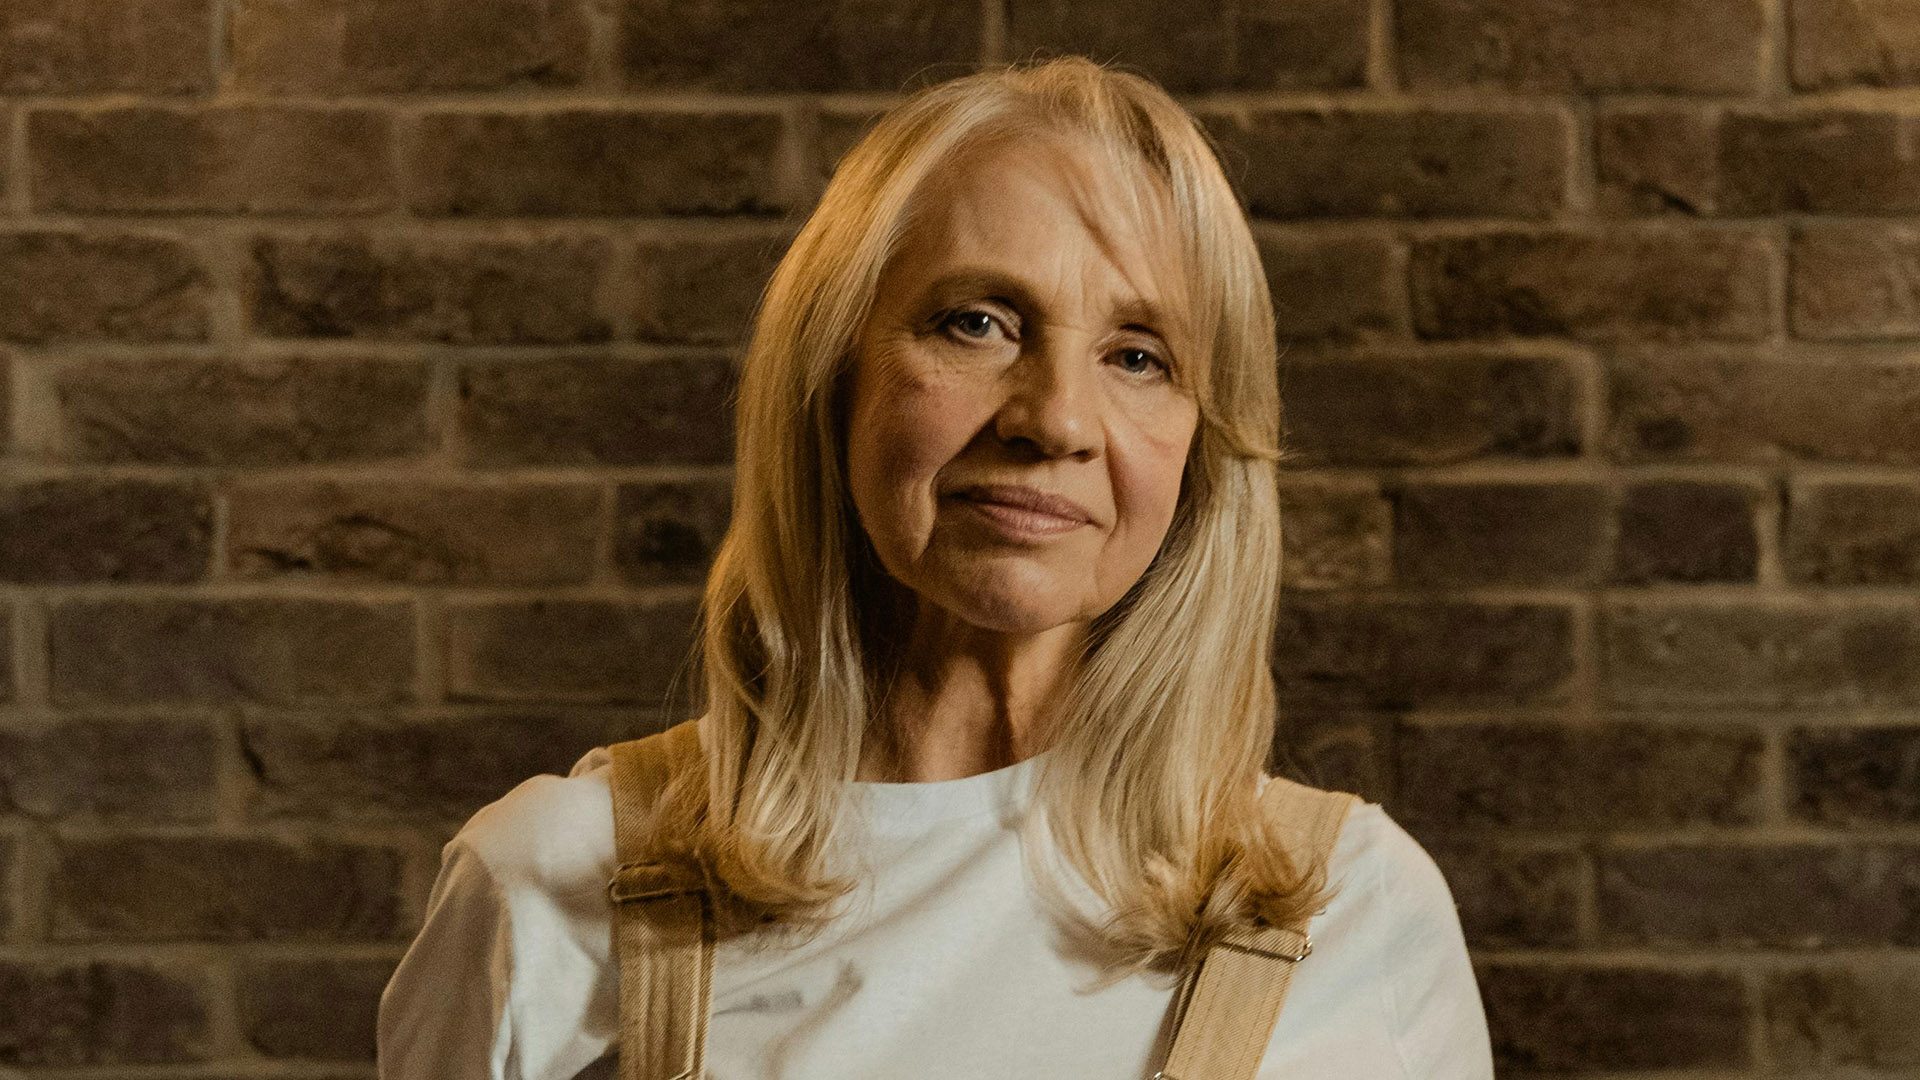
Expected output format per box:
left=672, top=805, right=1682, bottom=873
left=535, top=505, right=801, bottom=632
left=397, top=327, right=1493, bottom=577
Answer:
left=0, top=0, right=1914, bottom=1075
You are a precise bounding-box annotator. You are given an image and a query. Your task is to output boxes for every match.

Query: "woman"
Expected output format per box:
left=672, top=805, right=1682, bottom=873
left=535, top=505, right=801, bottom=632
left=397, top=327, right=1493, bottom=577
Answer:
left=378, top=56, right=1493, bottom=1079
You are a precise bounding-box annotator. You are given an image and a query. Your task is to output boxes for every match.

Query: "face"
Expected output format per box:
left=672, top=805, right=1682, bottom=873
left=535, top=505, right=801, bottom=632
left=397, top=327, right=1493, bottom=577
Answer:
left=844, top=133, right=1201, bottom=637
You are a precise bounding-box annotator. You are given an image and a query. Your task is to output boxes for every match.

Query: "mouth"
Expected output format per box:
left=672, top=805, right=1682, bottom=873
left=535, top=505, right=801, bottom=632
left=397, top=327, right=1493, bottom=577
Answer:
left=947, top=491, right=1090, bottom=540
left=948, top=484, right=1094, bottom=525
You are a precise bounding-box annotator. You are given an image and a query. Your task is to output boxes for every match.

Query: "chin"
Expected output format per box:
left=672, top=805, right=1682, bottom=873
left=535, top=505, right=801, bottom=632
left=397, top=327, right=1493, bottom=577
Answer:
left=973, top=608, right=1073, bottom=636
left=939, top=580, right=1085, bottom=635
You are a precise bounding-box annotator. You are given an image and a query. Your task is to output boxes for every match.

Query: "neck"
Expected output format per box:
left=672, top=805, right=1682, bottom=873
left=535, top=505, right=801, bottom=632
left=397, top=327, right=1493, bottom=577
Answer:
left=857, top=602, right=1086, bottom=782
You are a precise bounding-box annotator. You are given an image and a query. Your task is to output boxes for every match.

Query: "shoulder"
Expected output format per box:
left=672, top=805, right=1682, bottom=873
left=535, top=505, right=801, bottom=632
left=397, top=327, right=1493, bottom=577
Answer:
left=451, top=744, right=618, bottom=899
left=382, top=747, right=624, bottom=1076
left=1330, top=799, right=1455, bottom=920
left=1292, top=790, right=1493, bottom=1077
left=1257, top=776, right=1455, bottom=924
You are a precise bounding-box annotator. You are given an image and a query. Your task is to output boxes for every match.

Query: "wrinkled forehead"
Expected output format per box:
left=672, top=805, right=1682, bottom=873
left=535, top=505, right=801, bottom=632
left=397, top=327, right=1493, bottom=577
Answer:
left=889, top=129, right=1192, bottom=326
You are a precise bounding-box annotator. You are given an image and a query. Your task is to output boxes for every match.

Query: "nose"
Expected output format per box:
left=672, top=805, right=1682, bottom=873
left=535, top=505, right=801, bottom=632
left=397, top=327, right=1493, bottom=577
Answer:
left=992, top=332, right=1102, bottom=460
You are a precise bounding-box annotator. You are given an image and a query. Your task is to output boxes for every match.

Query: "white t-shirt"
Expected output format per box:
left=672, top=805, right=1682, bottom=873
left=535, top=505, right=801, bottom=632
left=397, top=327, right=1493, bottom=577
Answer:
left=377, top=742, right=1494, bottom=1080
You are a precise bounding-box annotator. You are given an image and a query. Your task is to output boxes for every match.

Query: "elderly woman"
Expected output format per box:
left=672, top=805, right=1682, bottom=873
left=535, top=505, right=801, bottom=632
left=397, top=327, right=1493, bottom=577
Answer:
left=378, top=56, right=1493, bottom=1079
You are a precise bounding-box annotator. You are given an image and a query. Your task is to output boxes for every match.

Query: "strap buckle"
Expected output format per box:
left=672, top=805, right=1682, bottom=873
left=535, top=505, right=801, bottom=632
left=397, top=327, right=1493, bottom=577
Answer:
left=1216, top=930, right=1313, bottom=962
left=606, top=859, right=706, bottom=904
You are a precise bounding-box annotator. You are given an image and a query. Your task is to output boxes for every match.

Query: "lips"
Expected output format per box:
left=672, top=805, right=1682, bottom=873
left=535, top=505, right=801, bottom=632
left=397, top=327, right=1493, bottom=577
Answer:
left=950, top=483, right=1094, bottom=524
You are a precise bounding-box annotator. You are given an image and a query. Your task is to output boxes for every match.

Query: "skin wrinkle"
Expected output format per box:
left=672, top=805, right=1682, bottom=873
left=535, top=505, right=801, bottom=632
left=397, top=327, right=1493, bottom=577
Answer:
left=844, top=131, right=1200, bottom=785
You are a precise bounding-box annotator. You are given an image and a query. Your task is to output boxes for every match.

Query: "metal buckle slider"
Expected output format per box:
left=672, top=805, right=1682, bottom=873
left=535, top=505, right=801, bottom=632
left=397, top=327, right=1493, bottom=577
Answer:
left=1214, top=932, right=1312, bottom=962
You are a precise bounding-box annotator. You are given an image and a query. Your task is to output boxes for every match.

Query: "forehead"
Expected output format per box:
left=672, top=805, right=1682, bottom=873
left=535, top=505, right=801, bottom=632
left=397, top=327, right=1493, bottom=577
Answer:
left=883, top=133, right=1187, bottom=325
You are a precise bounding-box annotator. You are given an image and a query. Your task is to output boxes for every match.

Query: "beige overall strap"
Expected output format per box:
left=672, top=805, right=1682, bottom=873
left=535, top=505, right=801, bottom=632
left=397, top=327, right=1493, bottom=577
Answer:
left=605, top=720, right=714, bottom=1080
left=1156, top=778, right=1360, bottom=1080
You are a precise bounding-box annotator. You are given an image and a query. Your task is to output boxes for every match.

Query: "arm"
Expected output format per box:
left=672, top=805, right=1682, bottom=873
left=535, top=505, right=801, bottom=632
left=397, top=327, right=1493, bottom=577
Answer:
left=377, top=838, right=516, bottom=1080
left=1375, top=813, right=1496, bottom=1080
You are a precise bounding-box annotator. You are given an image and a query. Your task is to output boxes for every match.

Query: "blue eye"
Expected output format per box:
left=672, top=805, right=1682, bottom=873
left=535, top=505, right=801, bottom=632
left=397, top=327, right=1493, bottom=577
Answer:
left=953, top=311, right=995, bottom=337
left=939, top=307, right=1007, bottom=342
left=1116, top=347, right=1171, bottom=379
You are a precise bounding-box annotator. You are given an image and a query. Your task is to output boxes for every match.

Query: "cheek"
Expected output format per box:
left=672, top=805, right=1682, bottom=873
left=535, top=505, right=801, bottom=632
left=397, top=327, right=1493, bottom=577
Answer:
left=1109, top=405, right=1197, bottom=541
left=847, top=350, right=981, bottom=533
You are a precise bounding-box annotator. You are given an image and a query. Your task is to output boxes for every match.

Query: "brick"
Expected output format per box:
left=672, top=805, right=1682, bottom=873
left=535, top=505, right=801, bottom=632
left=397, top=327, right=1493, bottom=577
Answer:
left=241, top=713, right=657, bottom=821
left=613, top=479, right=733, bottom=587
left=0, top=718, right=217, bottom=822
left=231, top=0, right=591, bottom=93
left=1399, top=0, right=1763, bottom=92
left=30, top=107, right=393, bottom=215
left=1411, top=228, right=1776, bottom=342
left=619, top=0, right=978, bottom=91
left=1765, top=963, right=1920, bottom=1069
left=633, top=233, right=787, bottom=345
left=1395, top=719, right=1763, bottom=829
left=0, top=114, right=21, bottom=199
left=410, top=111, right=784, bottom=218
left=54, top=355, right=432, bottom=466
left=1595, top=107, right=1718, bottom=216
left=1597, top=842, right=1920, bottom=947
left=1788, top=725, right=1920, bottom=826
left=1271, top=710, right=1390, bottom=800
left=1614, top=480, right=1762, bottom=583
left=1238, top=0, right=1373, bottom=89
left=1793, top=0, right=1920, bottom=88
left=446, top=596, right=699, bottom=703
left=1721, top=110, right=1920, bottom=215
left=187, top=1072, right=369, bottom=1080
left=1422, top=843, right=1582, bottom=948
left=813, top=109, right=885, bottom=184
left=1257, top=231, right=1405, bottom=342
left=1785, top=480, right=1920, bottom=584
left=47, top=597, right=415, bottom=706
left=1278, top=351, right=1582, bottom=466
left=0, top=478, right=210, bottom=583
left=1391, top=481, right=1609, bottom=586
left=238, top=959, right=390, bottom=1059
left=460, top=354, right=736, bottom=466
left=0, top=961, right=211, bottom=1065
left=1604, top=349, right=1920, bottom=464
left=0, top=608, right=13, bottom=701
left=1792, top=224, right=1920, bottom=339
left=1479, top=963, right=1750, bottom=1071
left=1015, top=6, right=1246, bottom=94
left=1219, top=107, right=1568, bottom=218
left=1276, top=479, right=1391, bottom=590
left=1008, top=0, right=1368, bottom=92
left=50, top=836, right=403, bottom=942
left=1274, top=597, right=1575, bottom=708
left=249, top=233, right=611, bottom=343
left=0, top=0, right=212, bottom=94
left=227, top=480, right=599, bottom=585
left=0, top=232, right=209, bottom=343
left=1603, top=600, right=1920, bottom=708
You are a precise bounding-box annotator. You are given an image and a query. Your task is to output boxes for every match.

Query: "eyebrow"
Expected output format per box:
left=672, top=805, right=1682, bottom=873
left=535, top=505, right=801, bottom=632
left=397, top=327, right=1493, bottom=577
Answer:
left=920, top=267, right=1175, bottom=340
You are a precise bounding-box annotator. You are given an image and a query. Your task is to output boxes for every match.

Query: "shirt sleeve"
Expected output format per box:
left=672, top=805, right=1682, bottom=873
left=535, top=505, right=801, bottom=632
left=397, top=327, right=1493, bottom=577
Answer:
left=1373, top=811, right=1496, bottom=1080
left=378, top=837, right=517, bottom=1080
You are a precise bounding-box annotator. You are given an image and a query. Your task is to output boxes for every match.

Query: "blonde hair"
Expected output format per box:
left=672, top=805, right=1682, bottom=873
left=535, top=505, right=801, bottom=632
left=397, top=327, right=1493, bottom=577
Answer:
left=646, top=54, right=1339, bottom=985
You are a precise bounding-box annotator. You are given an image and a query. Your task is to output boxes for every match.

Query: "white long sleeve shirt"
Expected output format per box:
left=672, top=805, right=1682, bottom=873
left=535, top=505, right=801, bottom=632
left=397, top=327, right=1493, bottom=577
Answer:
left=378, top=743, right=1494, bottom=1080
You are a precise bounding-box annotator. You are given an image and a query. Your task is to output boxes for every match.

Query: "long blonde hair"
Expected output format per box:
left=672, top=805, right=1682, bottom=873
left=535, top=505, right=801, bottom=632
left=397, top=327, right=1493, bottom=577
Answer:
left=645, top=55, right=1339, bottom=985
